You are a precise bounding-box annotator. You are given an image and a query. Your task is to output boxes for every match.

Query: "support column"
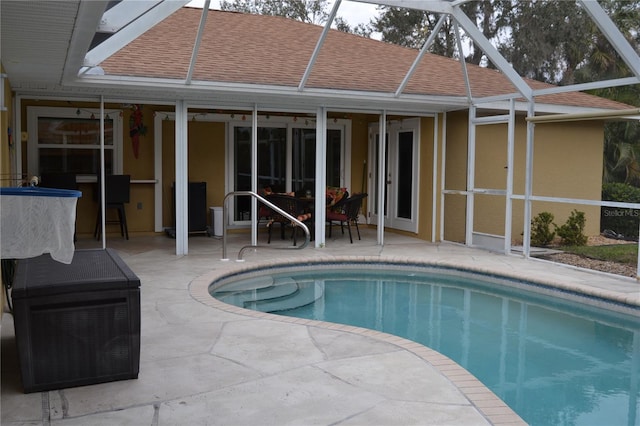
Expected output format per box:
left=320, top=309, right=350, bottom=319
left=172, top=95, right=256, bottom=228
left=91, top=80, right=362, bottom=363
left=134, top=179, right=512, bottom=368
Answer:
left=465, top=105, right=476, bottom=246
left=523, top=102, right=535, bottom=258
left=251, top=104, right=258, bottom=246
left=377, top=112, right=387, bottom=245
left=175, top=100, right=188, bottom=255
left=315, top=107, right=327, bottom=247
left=99, top=96, right=106, bottom=249
left=504, top=99, right=516, bottom=254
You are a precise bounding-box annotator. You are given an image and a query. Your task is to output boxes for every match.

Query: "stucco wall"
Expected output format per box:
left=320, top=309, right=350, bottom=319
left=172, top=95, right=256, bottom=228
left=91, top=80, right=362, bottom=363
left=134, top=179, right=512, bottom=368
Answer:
left=14, top=101, right=606, bottom=242
left=443, top=111, right=469, bottom=242
left=443, top=111, right=604, bottom=243
left=0, top=64, right=11, bottom=186
left=417, top=116, right=436, bottom=241
left=161, top=119, right=226, bottom=230
left=19, top=101, right=159, bottom=235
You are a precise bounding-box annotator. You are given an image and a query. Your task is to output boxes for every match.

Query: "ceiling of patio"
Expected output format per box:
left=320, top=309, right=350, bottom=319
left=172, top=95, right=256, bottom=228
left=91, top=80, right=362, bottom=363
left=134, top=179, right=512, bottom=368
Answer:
left=1, top=0, right=639, bottom=114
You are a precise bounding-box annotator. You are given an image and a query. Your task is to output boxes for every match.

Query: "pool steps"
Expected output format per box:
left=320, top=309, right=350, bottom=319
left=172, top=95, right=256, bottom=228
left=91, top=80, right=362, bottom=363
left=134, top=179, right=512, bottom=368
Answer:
left=213, top=276, right=323, bottom=312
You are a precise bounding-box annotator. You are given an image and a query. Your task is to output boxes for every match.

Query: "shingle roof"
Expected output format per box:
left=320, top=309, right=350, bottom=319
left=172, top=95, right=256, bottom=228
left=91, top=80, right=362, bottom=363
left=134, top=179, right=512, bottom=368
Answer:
left=100, top=7, right=629, bottom=111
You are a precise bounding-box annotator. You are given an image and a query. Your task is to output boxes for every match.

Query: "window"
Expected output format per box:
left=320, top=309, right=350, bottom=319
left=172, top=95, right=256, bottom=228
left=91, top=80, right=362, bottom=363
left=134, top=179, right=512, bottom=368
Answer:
left=228, top=118, right=349, bottom=223
left=234, top=126, right=287, bottom=219
left=27, top=107, right=123, bottom=180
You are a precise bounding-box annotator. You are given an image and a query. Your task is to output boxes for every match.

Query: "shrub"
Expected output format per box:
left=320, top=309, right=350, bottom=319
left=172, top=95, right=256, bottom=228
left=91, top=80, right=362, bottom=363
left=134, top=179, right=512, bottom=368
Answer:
left=531, top=212, right=556, bottom=247
left=601, top=182, right=640, bottom=239
left=557, top=209, right=587, bottom=246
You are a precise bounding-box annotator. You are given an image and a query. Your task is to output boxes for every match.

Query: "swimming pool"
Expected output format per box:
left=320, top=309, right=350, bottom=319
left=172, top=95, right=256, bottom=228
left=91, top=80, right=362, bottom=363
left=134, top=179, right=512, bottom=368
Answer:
left=210, top=262, right=640, bottom=426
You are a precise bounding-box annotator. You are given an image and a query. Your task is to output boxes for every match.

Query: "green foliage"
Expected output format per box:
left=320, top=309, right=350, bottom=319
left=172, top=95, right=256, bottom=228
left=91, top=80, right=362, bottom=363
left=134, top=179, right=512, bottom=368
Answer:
left=563, top=243, right=637, bottom=265
left=557, top=210, right=588, bottom=246
left=601, top=183, right=640, bottom=239
left=530, top=211, right=556, bottom=247
left=603, top=182, right=640, bottom=202
left=220, top=0, right=331, bottom=24
left=500, top=1, right=592, bottom=84
left=371, top=2, right=512, bottom=64
left=371, top=7, right=456, bottom=52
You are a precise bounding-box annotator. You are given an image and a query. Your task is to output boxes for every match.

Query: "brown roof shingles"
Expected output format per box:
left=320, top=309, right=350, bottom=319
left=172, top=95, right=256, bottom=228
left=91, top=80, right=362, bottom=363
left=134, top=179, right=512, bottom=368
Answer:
left=100, top=8, right=630, bottom=110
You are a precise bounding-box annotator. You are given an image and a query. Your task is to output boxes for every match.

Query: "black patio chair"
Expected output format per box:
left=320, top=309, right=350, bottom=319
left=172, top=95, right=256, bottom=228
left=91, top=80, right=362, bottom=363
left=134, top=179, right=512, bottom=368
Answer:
left=266, top=193, right=312, bottom=246
left=94, top=174, right=131, bottom=240
left=326, top=193, right=367, bottom=243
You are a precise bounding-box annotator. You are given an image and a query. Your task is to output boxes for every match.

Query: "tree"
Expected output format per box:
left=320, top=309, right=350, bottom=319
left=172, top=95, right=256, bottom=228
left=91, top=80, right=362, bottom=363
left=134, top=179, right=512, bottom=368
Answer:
left=369, top=2, right=511, bottom=65
left=220, top=0, right=331, bottom=25
left=334, top=16, right=372, bottom=37
left=497, top=1, right=593, bottom=85
left=220, top=0, right=373, bottom=35
left=573, top=0, right=640, bottom=185
left=370, top=7, right=457, bottom=57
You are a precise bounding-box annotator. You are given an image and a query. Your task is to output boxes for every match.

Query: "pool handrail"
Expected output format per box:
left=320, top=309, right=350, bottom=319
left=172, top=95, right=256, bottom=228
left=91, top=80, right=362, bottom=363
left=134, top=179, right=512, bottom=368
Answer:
left=222, top=191, right=310, bottom=261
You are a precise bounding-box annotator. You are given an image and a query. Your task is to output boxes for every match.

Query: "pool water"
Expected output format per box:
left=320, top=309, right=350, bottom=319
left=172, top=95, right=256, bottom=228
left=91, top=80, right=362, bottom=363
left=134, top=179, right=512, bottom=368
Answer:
left=212, top=267, right=640, bottom=426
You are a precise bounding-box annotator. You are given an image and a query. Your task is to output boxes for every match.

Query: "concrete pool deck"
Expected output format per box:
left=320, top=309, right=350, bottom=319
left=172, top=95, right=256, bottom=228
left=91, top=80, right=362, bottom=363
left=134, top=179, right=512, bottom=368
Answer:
left=2, top=229, right=638, bottom=425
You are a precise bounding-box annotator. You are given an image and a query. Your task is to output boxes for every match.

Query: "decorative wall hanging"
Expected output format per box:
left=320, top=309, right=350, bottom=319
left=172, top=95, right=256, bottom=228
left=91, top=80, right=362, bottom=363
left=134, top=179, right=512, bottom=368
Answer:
left=129, top=105, right=147, bottom=159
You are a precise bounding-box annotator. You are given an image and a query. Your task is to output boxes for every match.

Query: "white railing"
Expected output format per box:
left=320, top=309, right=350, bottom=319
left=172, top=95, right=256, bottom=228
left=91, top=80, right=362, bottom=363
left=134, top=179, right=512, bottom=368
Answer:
left=222, top=191, right=310, bottom=261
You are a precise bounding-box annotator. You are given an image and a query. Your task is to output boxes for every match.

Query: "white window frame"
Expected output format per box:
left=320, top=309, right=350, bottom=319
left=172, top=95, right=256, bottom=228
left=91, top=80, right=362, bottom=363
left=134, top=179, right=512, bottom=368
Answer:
left=27, top=106, right=124, bottom=182
left=226, top=116, right=351, bottom=225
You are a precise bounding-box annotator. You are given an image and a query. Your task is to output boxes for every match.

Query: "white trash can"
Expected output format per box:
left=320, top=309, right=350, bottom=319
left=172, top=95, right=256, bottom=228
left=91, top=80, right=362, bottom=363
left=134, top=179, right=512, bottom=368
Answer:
left=210, top=207, right=223, bottom=237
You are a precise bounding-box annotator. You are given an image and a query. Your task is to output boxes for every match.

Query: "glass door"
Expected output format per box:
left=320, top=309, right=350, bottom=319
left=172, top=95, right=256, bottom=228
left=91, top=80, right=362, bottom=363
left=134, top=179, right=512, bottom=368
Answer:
left=229, top=120, right=346, bottom=224
left=369, top=119, right=419, bottom=233
left=234, top=126, right=286, bottom=221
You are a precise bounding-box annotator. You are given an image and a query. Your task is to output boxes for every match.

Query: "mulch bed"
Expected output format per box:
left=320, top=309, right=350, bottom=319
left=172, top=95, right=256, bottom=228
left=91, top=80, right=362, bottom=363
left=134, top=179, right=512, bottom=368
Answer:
left=533, top=235, right=637, bottom=278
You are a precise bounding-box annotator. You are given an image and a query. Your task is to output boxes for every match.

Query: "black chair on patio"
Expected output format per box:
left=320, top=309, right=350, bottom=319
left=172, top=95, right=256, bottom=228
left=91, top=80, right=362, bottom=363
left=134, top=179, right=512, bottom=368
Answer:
left=326, top=193, right=367, bottom=243
left=40, top=172, right=79, bottom=242
left=40, top=172, right=77, bottom=192
left=265, top=193, right=312, bottom=246
left=94, top=174, right=131, bottom=240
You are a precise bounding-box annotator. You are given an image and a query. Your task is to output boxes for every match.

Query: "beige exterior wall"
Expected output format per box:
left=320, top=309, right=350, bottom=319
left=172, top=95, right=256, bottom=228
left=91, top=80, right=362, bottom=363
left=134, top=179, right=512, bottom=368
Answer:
left=19, top=101, right=159, bottom=236
left=13, top=101, right=606, bottom=242
left=0, top=64, right=11, bottom=186
left=349, top=114, right=369, bottom=200
left=417, top=116, right=436, bottom=241
left=161, top=119, right=226, bottom=230
left=443, top=111, right=604, bottom=244
left=443, top=111, right=468, bottom=243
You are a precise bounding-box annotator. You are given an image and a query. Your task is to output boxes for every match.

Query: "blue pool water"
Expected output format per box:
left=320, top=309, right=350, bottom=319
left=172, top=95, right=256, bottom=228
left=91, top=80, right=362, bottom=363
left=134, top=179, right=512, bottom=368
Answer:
left=212, top=266, right=640, bottom=426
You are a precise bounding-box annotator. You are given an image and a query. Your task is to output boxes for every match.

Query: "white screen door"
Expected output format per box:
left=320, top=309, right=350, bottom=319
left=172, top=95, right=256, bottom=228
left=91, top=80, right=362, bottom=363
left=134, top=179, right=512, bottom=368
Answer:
left=368, top=118, right=419, bottom=233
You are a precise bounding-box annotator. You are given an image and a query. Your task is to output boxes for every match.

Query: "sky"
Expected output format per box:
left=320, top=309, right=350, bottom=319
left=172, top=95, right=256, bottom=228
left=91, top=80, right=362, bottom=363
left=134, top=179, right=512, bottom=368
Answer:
left=186, top=0, right=380, bottom=27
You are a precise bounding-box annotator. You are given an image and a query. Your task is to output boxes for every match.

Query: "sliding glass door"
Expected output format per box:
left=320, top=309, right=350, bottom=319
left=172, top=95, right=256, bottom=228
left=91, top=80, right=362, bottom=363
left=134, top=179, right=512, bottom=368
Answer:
left=230, top=121, right=346, bottom=223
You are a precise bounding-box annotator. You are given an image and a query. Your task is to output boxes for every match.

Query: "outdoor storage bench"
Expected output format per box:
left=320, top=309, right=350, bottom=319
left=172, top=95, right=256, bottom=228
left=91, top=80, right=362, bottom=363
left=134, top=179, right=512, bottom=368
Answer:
left=11, top=248, right=140, bottom=393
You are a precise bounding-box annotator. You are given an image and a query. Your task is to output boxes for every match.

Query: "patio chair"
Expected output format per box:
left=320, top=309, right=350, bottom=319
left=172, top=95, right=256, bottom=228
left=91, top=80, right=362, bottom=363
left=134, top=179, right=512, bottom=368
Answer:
left=257, top=187, right=274, bottom=228
left=266, top=193, right=312, bottom=245
left=40, top=172, right=78, bottom=241
left=40, top=172, right=77, bottom=191
left=94, top=174, right=131, bottom=240
left=326, top=193, right=367, bottom=243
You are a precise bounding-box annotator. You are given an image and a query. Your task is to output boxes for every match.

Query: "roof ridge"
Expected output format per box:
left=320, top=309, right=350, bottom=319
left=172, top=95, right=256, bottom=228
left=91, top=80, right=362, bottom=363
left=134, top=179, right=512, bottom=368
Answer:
left=97, top=7, right=632, bottom=111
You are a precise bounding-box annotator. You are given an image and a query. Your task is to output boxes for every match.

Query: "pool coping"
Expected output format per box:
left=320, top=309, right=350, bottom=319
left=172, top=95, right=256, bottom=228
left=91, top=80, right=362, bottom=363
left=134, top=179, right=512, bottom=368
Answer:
left=189, top=254, right=639, bottom=426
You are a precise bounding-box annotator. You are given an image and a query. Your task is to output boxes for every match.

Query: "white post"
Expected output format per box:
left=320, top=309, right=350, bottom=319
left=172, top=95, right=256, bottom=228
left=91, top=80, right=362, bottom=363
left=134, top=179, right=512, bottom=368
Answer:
left=431, top=113, right=439, bottom=243
left=251, top=104, right=258, bottom=246
left=504, top=99, right=516, bottom=254
left=175, top=100, right=189, bottom=255
left=377, top=112, right=387, bottom=245
left=315, top=107, right=327, bottom=247
left=100, top=96, right=106, bottom=249
left=465, top=105, right=476, bottom=246
left=523, top=102, right=536, bottom=258
left=153, top=112, right=163, bottom=232
left=440, top=112, right=447, bottom=242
